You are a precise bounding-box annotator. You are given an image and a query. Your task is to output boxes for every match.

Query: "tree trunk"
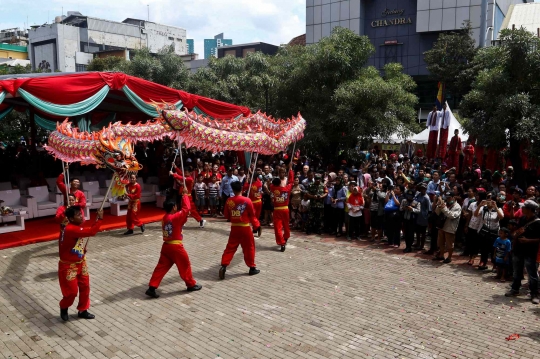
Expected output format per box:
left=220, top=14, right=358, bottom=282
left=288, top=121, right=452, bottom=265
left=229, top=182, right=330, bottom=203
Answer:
left=508, top=136, right=525, bottom=189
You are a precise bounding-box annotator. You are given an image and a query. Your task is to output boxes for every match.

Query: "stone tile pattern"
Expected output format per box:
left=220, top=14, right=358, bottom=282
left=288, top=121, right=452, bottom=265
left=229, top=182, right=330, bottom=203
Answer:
left=0, top=218, right=539, bottom=359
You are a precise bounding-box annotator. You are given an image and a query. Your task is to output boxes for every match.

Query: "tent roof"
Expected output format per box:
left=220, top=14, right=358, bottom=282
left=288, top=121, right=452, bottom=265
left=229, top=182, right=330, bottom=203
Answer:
left=0, top=72, right=251, bottom=128
left=411, top=107, right=468, bottom=144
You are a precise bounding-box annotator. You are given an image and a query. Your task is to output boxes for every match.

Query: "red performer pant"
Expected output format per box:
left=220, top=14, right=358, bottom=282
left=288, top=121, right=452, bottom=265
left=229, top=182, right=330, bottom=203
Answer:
left=187, top=196, right=202, bottom=222
left=427, top=130, right=439, bottom=159
left=273, top=208, right=290, bottom=246
left=58, top=259, right=90, bottom=311
left=448, top=152, right=459, bottom=172
left=221, top=225, right=256, bottom=268
left=463, top=155, right=473, bottom=171
left=127, top=201, right=143, bottom=229
left=253, top=200, right=262, bottom=220
left=438, top=128, right=449, bottom=159
left=149, top=243, right=197, bottom=288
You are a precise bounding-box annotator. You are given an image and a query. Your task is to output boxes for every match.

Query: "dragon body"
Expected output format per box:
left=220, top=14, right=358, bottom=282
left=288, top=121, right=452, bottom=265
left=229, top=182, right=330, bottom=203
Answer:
left=45, top=107, right=306, bottom=196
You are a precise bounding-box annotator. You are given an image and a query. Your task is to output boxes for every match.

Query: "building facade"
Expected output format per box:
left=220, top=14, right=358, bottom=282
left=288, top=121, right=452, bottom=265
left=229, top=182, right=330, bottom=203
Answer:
left=306, top=0, right=527, bottom=111
left=217, top=42, right=279, bottom=58
left=28, top=11, right=187, bottom=72
left=306, top=0, right=527, bottom=77
left=187, top=39, right=195, bottom=54
left=204, top=33, right=232, bottom=59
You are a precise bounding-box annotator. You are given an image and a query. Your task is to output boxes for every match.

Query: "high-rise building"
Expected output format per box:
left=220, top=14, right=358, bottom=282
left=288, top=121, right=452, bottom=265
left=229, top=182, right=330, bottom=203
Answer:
left=204, top=33, right=232, bottom=59
left=187, top=39, right=195, bottom=54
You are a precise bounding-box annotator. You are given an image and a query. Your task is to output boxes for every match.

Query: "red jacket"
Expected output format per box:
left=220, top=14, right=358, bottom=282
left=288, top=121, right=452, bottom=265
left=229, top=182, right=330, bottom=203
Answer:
left=126, top=183, right=141, bottom=201
left=56, top=173, right=87, bottom=208
left=224, top=195, right=260, bottom=228
left=347, top=192, right=364, bottom=208
left=173, top=168, right=195, bottom=193
left=161, top=195, right=190, bottom=242
left=60, top=220, right=102, bottom=262
left=243, top=177, right=263, bottom=203
left=269, top=170, right=294, bottom=207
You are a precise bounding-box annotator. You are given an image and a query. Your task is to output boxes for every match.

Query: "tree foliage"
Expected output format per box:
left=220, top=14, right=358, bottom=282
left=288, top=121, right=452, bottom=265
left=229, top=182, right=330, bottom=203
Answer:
left=460, top=28, right=540, bottom=186
left=424, top=22, right=477, bottom=97
left=85, top=28, right=420, bottom=157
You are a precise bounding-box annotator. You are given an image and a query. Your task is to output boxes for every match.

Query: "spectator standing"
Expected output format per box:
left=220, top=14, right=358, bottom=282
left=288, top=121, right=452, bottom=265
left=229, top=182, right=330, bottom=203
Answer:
left=505, top=200, right=540, bottom=304
left=433, top=190, right=462, bottom=263
left=384, top=184, right=403, bottom=248
left=414, top=183, right=431, bottom=251
left=401, top=189, right=421, bottom=253
left=493, top=228, right=512, bottom=282
left=475, top=192, right=504, bottom=270
left=346, top=183, right=364, bottom=240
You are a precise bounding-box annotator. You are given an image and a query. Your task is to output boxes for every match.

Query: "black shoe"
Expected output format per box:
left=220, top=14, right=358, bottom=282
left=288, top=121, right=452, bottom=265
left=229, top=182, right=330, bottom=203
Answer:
left=199, top=220, right=206, bottom=228
left=443, top=258, right=452, bottom=264
left=478, top=265, right=488, bottom=270
left=187, top=284, right=202, bottom=291
left=124, top=229, right=134, bottom=235
left=403, top=248, right=412, bottom=253
left=505, top=290, right=519, bottom=297
left=257, top=227, right=262, bottom=237
left=425, top=249, right=435, bottom=255
left=77, top=310, right=95, bottom=319
left=249, top=267, right=260, bottom=276
left=219, top=265, right=227, bottom=280
left=140, top=224, right=145, bottom=233
left=280, top=245, right=286, bottom=252
left=432, top=256, right=444, bottom=261
left=145, top=287, right=159, bottom=298
left=60, top=308, right=69, bottom=321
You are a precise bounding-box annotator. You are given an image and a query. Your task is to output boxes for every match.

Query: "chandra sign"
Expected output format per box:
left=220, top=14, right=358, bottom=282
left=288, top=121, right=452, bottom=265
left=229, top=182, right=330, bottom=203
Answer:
left=371, top=8, right=413, bottom=28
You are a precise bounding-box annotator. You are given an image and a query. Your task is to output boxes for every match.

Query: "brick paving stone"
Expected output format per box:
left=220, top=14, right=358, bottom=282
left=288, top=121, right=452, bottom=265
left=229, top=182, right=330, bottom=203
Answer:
left=1, top=219, right=540, bottom=358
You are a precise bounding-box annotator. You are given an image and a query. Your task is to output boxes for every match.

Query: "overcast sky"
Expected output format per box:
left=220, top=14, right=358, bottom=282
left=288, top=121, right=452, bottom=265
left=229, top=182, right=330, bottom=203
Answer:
left=0, top=0, right=306, bottom=58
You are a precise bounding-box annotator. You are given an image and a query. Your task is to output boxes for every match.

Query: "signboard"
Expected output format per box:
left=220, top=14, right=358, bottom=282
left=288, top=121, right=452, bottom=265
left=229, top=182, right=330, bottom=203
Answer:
left=371, top=8, right=413, bottom=28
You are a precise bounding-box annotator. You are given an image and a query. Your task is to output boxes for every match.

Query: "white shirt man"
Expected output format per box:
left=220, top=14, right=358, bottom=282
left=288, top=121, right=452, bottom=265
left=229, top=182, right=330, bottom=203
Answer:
left=426, top=108, right=440, bottom=132
left=438, top=105, right=450, bottom=130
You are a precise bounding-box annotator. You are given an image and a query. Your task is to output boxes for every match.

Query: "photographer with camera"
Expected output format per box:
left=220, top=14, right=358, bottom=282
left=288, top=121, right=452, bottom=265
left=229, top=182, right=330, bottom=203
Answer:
left=474, top=192, right=504, bottom=270
left=384, top=183, right=404, bottom=248
left=432, top=190, right=462, bottom=263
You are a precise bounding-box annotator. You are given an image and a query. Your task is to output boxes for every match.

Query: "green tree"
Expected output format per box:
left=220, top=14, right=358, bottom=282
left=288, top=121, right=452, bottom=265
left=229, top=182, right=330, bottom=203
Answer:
left=86, top=56, right=129, bottom=72
left=271, top=27, right=419, bottom=156
left=460, top=28, right=540, bottom=186
left=424, top=22, right=477, bottom=100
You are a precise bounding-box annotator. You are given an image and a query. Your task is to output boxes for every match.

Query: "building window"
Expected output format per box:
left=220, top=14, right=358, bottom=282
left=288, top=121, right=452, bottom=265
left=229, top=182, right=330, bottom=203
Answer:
left=168, top=36, right=174, bottom=40
left=75, top=64, right=87, bottom=72
left=224, top=49, right=236, bottom=57
left=176, top=38, right=183, bottom=42
left=242, top=48, right=255, bottom=57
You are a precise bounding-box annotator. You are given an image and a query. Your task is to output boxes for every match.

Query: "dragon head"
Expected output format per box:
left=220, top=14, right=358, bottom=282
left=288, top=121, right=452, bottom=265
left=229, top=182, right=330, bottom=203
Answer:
left=92, top=130, right=142, bottom=196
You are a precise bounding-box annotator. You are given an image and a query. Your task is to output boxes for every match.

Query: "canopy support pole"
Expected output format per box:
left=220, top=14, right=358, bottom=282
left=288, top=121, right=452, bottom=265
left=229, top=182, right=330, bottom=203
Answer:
left=247, top=152, right=259, bottom=197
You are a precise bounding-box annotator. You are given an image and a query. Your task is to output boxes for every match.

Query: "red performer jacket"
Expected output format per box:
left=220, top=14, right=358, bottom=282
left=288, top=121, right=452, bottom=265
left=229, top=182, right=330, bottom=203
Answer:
left=243, top=177, right=263, bottom=203
left=162, top=195, right=191, bottom=242
left=56, top=173, right=87, bottom=208
left=448, top=135, right=462, bottom=154
left=60, top=220, right=102, bottom=262
left=55, top=206, right=85, bottom=225
left=173, top=168, right=195, bottom=194
left=224, top=195, right=260, bottom=228
left=269, top=170, right=294, bottom=208
left=126, top=183, right=141, bottom=201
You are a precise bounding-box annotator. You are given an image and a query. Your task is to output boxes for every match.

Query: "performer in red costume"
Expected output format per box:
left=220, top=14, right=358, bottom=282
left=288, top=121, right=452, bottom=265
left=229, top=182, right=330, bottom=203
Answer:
left=170, top=164, right=206, bottom=228
left=58, top=206, right=103, bottom=321
left=124, top=174, right=145, bottom=235
left=243, top=175, right=263, bottom=236
left=270, top=161, right=294, bottom=252
left=56, top=170, right=86, bottom=210
left=438, top=103, right=450, bottom=159
left=145, top=192, right=202, bottom=298
left=447, top=129, right=462, bottom=172
left=426, top=105, right=440, bottom=159
left=463, top=139, right=475, bottom=171
left=55, top=193, right=77, bottom=227
left=219, top=181, right=261, bottom=280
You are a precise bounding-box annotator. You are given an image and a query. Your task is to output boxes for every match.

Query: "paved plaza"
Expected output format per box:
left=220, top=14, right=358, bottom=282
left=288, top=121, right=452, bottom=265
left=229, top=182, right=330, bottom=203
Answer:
left=0, top=218, right=539, bottom=359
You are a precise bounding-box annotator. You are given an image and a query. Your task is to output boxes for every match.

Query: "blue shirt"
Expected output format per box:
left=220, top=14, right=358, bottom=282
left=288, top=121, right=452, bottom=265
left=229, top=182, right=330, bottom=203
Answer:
left=493, top=237, right=512, bottom=264
left=333, top=187, right=347, bottom=209
left=220, top=175, right=239, bottom=197
left=427, top=180, right=445, bottom=195
left=325, top=187, right=334, bottom=205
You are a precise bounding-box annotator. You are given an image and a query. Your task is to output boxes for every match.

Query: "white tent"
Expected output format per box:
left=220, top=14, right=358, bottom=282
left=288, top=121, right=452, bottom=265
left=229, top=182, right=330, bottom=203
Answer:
left=411, top=102, right=468, bottom=144
left=372, top=125, right=414, bottom=144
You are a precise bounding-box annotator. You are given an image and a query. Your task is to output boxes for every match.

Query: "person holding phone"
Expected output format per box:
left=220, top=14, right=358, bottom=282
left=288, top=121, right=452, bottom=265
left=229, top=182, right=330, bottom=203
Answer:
left=474, top=192, right=504, bottom=270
